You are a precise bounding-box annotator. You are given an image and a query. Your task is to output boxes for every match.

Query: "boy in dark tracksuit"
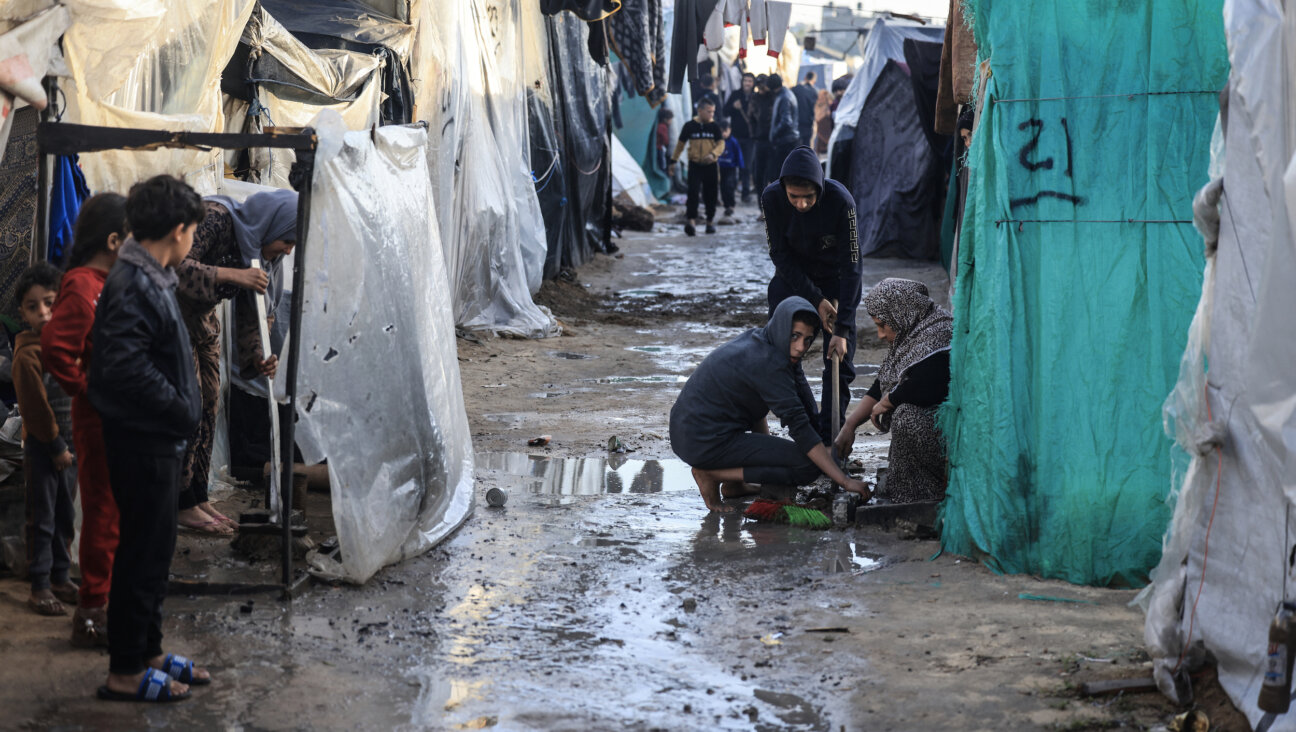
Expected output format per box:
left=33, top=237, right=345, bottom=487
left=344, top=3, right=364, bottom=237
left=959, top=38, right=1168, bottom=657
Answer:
left=668, top=98, right=725, bottom=236
left=717, top=121, right=745, bottom=218
left=90, top=175, right=206, bottom=703
left=762, top=145, right=862, bottom=444
left=14, top=262, right=78, bottom=616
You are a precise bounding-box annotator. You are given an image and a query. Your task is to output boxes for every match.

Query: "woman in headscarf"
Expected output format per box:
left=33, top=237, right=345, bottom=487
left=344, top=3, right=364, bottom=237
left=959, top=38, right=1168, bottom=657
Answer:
left=174, top=189, right=298, bottom=533
left=834, top=278, right=952, bottom=502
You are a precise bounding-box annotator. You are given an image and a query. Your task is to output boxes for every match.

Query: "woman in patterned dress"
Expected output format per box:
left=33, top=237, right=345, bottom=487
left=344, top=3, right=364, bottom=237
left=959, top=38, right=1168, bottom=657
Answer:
left=834, top=278, right=953, bottom=502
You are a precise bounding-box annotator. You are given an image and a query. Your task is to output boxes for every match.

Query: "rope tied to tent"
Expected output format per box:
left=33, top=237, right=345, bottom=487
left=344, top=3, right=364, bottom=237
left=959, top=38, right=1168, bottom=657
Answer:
left=991, top=90, right=1220, bottom=104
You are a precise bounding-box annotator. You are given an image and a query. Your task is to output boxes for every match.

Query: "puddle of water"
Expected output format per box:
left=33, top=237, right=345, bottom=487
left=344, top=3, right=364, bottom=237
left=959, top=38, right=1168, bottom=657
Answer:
left=478, top=452, right=695, bottom=495
left=588, top=374, right=688, bottom=385
left=848, top=541, right=882, bottom=572
left=619, top=288, right=672, bottom=299
left=625, top=344, right=713, bottom=373
left=549, top=351, right=596, bottom=360
left=753, top=688, right=827, bottom=730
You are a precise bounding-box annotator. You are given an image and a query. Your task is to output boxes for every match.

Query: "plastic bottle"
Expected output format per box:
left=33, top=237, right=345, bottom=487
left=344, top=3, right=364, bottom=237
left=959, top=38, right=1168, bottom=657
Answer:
left=1259, top=605, right=1295, bottom=714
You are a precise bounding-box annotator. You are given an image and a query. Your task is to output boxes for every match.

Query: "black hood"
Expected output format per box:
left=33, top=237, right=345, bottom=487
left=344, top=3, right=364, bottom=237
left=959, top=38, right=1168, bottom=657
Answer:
left=758, top=295, right=820, bottom=364
left=779, top=145, right=824, bottom=194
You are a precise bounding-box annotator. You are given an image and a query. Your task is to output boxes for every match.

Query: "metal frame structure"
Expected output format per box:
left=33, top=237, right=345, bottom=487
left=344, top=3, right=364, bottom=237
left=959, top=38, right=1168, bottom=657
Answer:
left=34, top=116, right=318, bottom=598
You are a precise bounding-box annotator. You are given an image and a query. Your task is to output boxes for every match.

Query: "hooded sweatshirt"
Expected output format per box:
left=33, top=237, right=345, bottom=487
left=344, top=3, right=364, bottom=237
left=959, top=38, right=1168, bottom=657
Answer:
left=669, top=297, right=823, bottom=461
left=760, top=146, right=862, bottom=339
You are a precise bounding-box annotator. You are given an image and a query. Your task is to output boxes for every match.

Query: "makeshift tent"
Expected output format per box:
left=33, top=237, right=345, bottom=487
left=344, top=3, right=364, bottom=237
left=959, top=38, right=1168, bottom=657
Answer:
left=611, top=132, right=652, bottom=207
left=826, top=18, right=945, bottom=259
left=295, top=119, right=472, bottom=584
left=1142, top=6, right=1296, bottom=726
left=939, top=2, right=1227, bottom=586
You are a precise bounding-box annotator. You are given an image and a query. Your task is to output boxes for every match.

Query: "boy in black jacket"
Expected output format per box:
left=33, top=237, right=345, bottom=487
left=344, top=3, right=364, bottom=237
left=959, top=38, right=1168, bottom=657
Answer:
left=90, top=175, right=206, bottom=703
left=668, top=98, right=725, bottom=236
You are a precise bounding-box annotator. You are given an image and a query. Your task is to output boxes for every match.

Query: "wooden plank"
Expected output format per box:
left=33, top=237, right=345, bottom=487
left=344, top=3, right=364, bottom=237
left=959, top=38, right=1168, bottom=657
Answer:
left=1077, top=678, right=1159, bottom=697
left=37, top=122, right=316, bottom=155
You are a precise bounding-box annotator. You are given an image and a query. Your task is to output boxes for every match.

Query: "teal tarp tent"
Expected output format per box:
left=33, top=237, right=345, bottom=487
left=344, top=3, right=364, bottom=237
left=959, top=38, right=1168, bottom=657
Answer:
left=939, top=1, right=1228, bottom=586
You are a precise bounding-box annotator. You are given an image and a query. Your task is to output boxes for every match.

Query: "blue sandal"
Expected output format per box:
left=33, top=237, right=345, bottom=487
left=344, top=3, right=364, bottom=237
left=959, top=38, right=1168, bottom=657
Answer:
left=160, top=653, right=210, bottom=686
left=97, top=668, right=191, bottom=702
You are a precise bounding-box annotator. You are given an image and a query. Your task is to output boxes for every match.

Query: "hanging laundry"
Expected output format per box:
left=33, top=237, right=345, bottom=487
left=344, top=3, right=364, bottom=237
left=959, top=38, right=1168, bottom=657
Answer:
left=749, top=0, right=768, bottom=47
left=704, top=3, right=725, bottom=51
left=540, top=0, right=622, bottom=21
left=668, top=0, right=722, bottom=94
left=47, top=155, right=88, bottom=265
left=764, top=1, right=792, bottom=57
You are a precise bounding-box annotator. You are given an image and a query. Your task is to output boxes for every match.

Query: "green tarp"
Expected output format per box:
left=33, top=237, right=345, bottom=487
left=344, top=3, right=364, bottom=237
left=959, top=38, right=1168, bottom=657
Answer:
left=938, top=1, right=1228, bottom=586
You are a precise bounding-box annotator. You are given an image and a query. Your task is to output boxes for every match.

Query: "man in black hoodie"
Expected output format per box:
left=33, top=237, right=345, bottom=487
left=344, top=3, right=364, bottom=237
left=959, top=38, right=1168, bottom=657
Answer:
left=670, top=297, right=870, bottom=512
left=761, top=146, right=861, bottom=444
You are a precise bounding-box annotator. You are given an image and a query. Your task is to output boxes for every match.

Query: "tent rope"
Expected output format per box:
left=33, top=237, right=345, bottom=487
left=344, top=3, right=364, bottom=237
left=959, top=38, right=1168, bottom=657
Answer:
left=1172, top=385, right=1224, bottom=675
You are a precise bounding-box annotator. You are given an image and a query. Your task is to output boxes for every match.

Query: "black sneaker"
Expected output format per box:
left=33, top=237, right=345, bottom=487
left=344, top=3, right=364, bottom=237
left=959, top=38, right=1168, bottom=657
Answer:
left=705, top=223, right=717, bottom=234
left=724, top=208, right=734, bottom=217
left=684, top=222, right=696, bottom=236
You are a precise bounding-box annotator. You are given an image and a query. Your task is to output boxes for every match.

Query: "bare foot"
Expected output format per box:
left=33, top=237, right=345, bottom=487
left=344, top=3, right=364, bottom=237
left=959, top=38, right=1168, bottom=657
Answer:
left=693, top=468, right=734, bottom=513
left=27, top=588, right=66, bottom=616
left=719, top=481, right=757, bottom=498
left=198, top=502, right=238, bottom=528
left=178, top=506, right=233, bottom=535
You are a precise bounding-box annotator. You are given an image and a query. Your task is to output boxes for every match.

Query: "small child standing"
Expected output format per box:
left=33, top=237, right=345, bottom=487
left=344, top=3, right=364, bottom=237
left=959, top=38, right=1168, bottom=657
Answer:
left=14, top=261, right=78, bottom=616
left=90, top=175, right=206, bottom=702
left=716, top=120, right=745, bottom=221
left=668, top=98, right=725, bottom=236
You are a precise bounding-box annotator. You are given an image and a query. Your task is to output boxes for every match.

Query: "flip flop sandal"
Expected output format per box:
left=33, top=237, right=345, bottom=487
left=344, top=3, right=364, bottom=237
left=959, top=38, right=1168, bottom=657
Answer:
left=97, top=668, right=190, bottom=703
left=28, top=596, right=66, bottom=616
left=51, top=583, right=80, bottom=605
left=160, top=653, right=210, bottom=686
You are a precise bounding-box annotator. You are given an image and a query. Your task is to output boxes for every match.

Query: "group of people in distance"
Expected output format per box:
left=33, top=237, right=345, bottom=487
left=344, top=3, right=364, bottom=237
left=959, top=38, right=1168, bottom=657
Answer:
left=20, top=174, right=297, bottom=702
left=670, top=145, right=953, bottom=511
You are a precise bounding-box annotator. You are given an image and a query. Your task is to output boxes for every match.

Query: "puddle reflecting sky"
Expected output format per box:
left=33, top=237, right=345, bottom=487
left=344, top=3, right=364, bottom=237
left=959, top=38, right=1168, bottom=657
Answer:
left=478, top=452, right=695, bottom=495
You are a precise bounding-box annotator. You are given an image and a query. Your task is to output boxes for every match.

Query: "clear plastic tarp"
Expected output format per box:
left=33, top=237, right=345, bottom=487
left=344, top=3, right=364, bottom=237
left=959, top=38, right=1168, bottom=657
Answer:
left=410, top=0, right=557, bottom=337
left=295, top=117, right=473, bottom=584
left=59, top=0, right=255, bottom=194
left=1143, top=2, right=1296, bottom=726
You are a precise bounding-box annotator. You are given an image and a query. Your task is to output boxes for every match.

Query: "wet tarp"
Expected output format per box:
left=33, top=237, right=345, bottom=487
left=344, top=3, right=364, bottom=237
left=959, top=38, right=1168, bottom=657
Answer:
left=411, top=0, right=556, bottom=336
left=939, top=1, right=1227, bottom=586
left=847, top=50, right=946, bottom=260
left=1142, top=5, right=1296, bottom=726
left=295, top=118, right=472, bottom=584
left=611, top=132, right=653, bottom=207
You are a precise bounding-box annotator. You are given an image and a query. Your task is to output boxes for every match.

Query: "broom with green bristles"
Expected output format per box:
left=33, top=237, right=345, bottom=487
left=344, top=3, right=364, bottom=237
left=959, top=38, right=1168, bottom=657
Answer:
left=743, top=499, right=833, bottom=529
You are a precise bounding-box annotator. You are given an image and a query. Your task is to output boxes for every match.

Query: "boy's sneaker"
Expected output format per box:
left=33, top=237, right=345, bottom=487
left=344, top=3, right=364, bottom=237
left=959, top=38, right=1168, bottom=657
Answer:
left=705, top=222, right=717, bottom=234
left=724, top=207, right=734, bottom=217
left=684, top=221, right=696, bottom=237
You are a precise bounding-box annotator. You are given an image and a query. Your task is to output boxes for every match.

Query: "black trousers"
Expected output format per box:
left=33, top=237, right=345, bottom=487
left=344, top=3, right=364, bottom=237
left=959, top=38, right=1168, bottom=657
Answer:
left=104, top=433, right=182, bottom=676
left=767, top=276, right=857, bottom=443
left=738, top=137, right=756, bottom=197
left=686, top=162, right=718, bottom=222
left=720, top=166, right=739, bottom=210
left=766, top=141, right=798, bottom=189
left=24, top=441, right=75, bottom=591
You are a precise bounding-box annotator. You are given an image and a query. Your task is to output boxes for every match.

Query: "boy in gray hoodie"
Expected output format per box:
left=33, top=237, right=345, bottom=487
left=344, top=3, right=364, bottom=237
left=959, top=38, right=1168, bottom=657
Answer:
left=669, top=297, right=870, bottom=512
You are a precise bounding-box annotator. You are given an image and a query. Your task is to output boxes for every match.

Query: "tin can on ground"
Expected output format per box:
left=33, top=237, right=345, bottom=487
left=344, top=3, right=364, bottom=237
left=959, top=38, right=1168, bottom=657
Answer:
left=832, top=492, right=860, bottom=527
left=485, top=487, right=508, bottom=508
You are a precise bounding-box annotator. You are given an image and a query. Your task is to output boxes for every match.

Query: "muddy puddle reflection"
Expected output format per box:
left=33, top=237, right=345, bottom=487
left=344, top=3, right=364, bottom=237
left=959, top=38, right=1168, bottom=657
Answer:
left=478, top=452, right=695, bottom=496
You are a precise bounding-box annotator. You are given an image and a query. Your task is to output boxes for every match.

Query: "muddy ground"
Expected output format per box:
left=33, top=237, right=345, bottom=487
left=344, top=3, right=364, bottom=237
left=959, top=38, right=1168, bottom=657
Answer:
left=0, top=205, right=1245, bottom=730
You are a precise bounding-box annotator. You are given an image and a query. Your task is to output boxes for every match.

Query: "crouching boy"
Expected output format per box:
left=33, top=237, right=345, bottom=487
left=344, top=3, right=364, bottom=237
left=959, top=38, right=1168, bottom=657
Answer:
left=669, top=296, right=870, bottom=512
left=90, top=175, right=207, bottom=702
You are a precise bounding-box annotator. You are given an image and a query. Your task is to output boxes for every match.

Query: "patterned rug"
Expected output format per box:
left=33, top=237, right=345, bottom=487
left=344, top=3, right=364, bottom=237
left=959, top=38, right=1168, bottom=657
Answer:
left=0, top=107, right=37, bottom=319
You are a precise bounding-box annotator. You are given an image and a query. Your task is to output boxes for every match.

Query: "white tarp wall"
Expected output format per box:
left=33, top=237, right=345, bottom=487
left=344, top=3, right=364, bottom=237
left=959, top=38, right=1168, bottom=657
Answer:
left=59, top=0, right=254, bottom=194
left=1143, top=2, right=1296, bottom=727
left=611, top=132, right=652, bottom=207
left=295, top=118, right=473, bottom=584
left=410, top=0, right=556, bottom=337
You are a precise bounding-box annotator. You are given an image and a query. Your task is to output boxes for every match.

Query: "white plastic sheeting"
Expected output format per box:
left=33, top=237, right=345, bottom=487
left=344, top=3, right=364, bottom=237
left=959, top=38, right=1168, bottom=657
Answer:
left=410, top=0, right=556, bottom=336
left=611, top=132, right=653, bottom=207
left=58, top=0, right=255, bottom=194
left=825, top=17, right=944, bottom=178
left=1142, top=2, right=1296, bottom=726
left=294, top=118, right=473, bottom=584
left=0, top=5, right=67, bottom=158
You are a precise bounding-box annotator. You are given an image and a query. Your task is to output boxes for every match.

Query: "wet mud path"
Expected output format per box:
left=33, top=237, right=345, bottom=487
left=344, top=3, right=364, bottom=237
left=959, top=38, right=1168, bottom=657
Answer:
left=0, top=208, right=1188, bottom=730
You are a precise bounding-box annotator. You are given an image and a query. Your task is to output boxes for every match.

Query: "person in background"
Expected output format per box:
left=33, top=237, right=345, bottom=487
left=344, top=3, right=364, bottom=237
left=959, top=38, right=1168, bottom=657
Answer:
left=792, top=71, right=819, bottom=147
left=694, top=74, right=722, bottom=119
left=723, top=72, right=757, bottom=203
left=42, top=192, right=128, bottom=647
left=751, top=75, right=775, bottom=192
left=834, top=279, right=952, bottom=502
left=174, top=189, right=296, bottom=535
left=716, top=120, right=745, bottom=221
left=814, top=88, right=834, bottom=155
left=668, top=98, right=725, bottom=236
left=766, top=74, right=800, bottom=190
left=90, top=175, right=208, bottom=702
left=13, top=262, right=77, bottom=617
left=655, top=107, right=675, bottom=179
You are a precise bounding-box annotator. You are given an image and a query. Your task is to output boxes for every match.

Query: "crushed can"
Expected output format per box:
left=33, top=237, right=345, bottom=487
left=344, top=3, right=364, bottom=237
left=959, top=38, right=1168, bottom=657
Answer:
left=832, top=492, right=860, bottom=527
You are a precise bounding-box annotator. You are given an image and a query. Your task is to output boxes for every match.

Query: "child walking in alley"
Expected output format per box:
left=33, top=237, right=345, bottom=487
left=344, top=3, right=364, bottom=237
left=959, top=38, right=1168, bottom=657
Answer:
left=90, top=175, right=206, bottom=702
left=717, top=120, right=745, bottom=222
left=42, top=193, right=128, bottom=646
left=668, top=98, right=725, bottom=236
left=14, top=262, right=77, bottom=616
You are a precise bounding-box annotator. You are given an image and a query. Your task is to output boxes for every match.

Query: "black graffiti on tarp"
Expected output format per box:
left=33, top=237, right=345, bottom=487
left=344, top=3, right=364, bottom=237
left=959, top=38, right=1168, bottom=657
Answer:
left=1010, top=117, right=1084, bottom=210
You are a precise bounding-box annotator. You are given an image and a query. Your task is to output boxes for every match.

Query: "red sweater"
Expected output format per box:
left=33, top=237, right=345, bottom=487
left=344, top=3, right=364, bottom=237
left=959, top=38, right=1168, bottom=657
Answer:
left=41, top=266, right=107, bottom=400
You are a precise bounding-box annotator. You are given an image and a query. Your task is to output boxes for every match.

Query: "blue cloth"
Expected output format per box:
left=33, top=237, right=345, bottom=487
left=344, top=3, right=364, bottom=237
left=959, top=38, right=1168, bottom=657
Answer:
left=48, top=155, right=89, bottom=265
left=717, top=138, right=744, bottom=170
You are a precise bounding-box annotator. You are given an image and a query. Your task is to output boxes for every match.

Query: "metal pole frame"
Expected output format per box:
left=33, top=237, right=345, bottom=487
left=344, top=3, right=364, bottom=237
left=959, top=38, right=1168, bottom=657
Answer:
left=35, top=117, right=318, bottom=598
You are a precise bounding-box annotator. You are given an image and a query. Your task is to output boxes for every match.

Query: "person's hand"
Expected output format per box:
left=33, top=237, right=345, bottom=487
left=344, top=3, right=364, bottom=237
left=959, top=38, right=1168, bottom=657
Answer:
left=828, top=335, right=847, bottom=361
left=53, top=450, right=74, bottom=472
left=870, top=394, right=894, bottom=430
left=703, top=154, right=716, bottom=164
left=667, top=162, right=677, bottom=176
left=842, top=478, right=872, bottom=500
left=257, top=354, right=279, bottom=379
left=733, top=100, right=742, bottom=110
left=833, top=424, right=855, bottom=460
left=228, top=267, right=269, bottom=293
left=817, top=299, right=837, bottom=333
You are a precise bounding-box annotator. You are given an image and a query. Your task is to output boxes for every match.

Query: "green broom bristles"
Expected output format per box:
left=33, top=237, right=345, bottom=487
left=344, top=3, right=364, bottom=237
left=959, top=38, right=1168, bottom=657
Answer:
left=783, top=505, right=832, bottom=529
